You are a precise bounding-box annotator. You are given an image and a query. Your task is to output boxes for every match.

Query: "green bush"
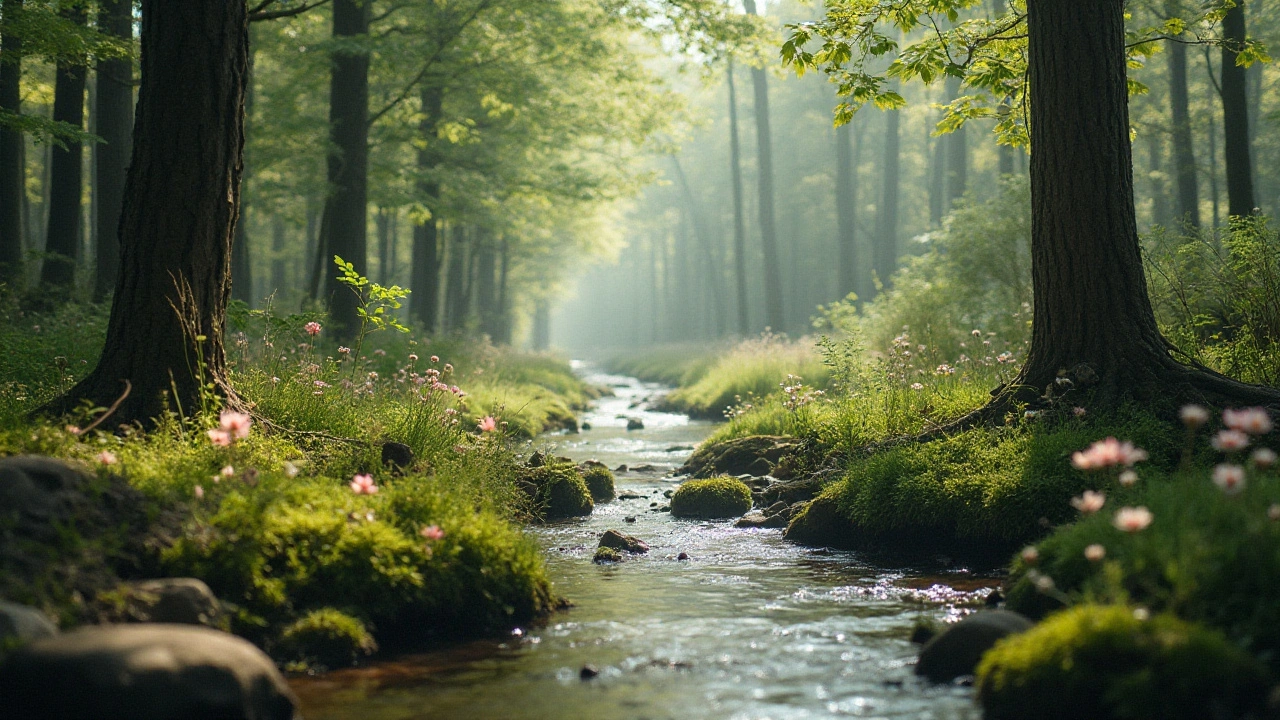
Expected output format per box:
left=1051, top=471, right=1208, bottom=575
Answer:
left=669, top=476, right=752, bottom=518
left=976, top=604, right=1272, bottom=720
left=581, top=465, right=615, bottom=502
left=276, top=607, right=377, bottom=669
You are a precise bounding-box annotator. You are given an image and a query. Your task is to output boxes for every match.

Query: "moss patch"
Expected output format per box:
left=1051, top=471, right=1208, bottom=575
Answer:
left=669, top=477, right=752, bottom=519
left=976, top=605, right=1272, bottom=720
left=521, top=464, right=593, bottom=521
left=592, top=547, right=622, bottom=564
left=581, top=465, right=615, bottom=502
left=277, top=607, right=377, bottom=669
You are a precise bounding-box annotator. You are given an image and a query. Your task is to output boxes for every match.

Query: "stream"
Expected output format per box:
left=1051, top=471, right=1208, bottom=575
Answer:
left=291, top=366, right=990, bottom=719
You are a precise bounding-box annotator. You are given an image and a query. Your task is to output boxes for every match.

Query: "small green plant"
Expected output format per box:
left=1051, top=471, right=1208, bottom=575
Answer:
left=333, top=255, right=411, bottom=378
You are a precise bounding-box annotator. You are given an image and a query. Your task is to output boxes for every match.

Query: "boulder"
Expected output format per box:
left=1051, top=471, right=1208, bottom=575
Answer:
left=379, top=441, right=413, bottom=471
left=122, top=579, right=221, bottom=627
left=676, top=435, right=801, bottom=479
left=761, top=476, right=826, bottom=506
left=783, top=495, right=859, bottom=547
left=0, top=601, right=58, bottom=646
left=915, top=610, right=1033, bottom=683
left=626, top=418, right=645, bottom=431
left=0, top=624, right=299, bottom=720
left=598, top=530, right=648, bottom=554
left=669, top=477, right=753, bottom=519
left=733, top=512, right=770, bottom=529
left=581, top=466, right=616, bottom=503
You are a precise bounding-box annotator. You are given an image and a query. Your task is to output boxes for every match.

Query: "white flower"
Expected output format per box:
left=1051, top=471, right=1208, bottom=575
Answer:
left=1251, top=448, right=1276, bottom=468
left=1070, top=490, right=1105, bottom=514
left=1212, top=464, right=1246, bottom=495
left=1179, top=404, right=1209, bottom=428
left=1112, top=506, right=1153, bottom=533
left=1084, top=544, right=1106, bottom=562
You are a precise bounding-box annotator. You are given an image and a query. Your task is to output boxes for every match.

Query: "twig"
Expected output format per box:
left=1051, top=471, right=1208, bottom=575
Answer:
left=77, top=380, right=132, bottom=435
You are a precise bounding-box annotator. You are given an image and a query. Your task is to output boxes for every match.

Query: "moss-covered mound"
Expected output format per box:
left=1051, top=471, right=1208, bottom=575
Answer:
left=669, top=476, right=752, bottom=518
left=521, top=464, right=593, bottom=520
left=592, top=547, right=622, bottom=564
left=581, top=465, right=615, bottom=502
left=276, top=608, right=377, bottom=669
left=976, top=605, right=1273, bottom=720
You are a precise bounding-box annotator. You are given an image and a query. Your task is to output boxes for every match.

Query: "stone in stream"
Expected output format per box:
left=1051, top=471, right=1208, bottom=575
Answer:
left=614, top=464, right=628, bottom=473
left=580, top=664, right=600, bottom=680
left=617, top=491, right=645, bottom=500
left=626, top=418, right=645, bottom=431
left=593, top=547, right=623, bottom=564
left=624, top=516, right=637, bottom=523
left=0, top=601, right=59, bottom=646
left=915, top=610, right=1034, bottom=683
left=581, top=422, right=592, bottom=430
left=598, top=530, right=649, bottom=554
left=0, top=624, right=299, bottom=720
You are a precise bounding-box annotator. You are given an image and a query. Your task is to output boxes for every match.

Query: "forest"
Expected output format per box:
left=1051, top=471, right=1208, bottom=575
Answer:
left=2, top=1, right=1280, bottom=719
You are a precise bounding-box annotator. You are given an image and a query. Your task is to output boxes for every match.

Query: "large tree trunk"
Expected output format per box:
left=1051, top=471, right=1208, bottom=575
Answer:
left=835, top=119, right=858, bottom=299
left=0, top=0, right=23, bottom=284
left=742, top=0, right=783, bottom=332
left=93, top=0, right=133, bottom=301
left=230, top=45, right=255, bottom=304
left=726, top=59, right=750, bottom=335
left=872, top=107, right=900, bottom=298
left=49, top=0, right=247, bottom=424
left=1166, top=28, right=1200, bottom=228
left=409, top=85, right=442, bottom=332
left=1220, top=0, right=1255, bottom=218
left=322, top=0, right=370, bottom=338
left=41, top=7, right=88, bottom=290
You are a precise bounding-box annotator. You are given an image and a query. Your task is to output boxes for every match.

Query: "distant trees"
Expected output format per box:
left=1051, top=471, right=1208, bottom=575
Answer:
left=743, top=0, right=784, bottom=331
left=1221, top=0, right=1256, bottom=217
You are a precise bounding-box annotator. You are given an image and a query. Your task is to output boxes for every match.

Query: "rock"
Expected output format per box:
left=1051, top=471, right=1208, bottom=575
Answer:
left=520, top=464, right=594, bottom=521
left=614, top=464, right=628, bottom=473
left=581, top=466, right=616, bottom=503
left=630, top=464, right=657, bottom=473
left=580, top=664, right=600, bottom=680
left=598, top=530, right=649, bottom=554
left=626, top=418, right=645, bottom=431
left=761, top=476, right=826, bottom=506
left=734, top=512, right=770, bottom=529
left=909, top=616, right=942, bottom=645
left=579, top=459, right=607, bottom=470
left=669, top=477, right=753, bottom=519
left=676, top=552, right=689, bottom=561
left=624, top=516, right=636, bottom=523
left=0, top=601, right=58, bottom=646
left=527, top=451, right=547, bottom=468
left=119, top=578, right=221, bottom=627
left=379, top=442, right=413, bottom=471
left=764, top=501, right=790, bottom=518
left=676, top=435, right=801, bottom=479
left=617, top=491, right=644, bottom=500
left=663, top=490, right=674, bottom=498
left=984, top=589, right=1004, bottom=607
left=783, top=495, right=860, bottom=547
left=581, top=422, right=592, bottom=431
left=593, top=547, right=623, bottom=564
left=0, top=624, right=299, bottom=720
left=915, top=610, right=1034, bottom=683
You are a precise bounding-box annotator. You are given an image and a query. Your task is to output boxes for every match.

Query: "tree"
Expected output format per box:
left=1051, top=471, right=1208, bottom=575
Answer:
left=0, top=0, right=22, bottom=284
left=50, top=0, right=248, bottom=424
left=1220, top=0, right=1256, bottom=218
left=872, top=106, right=899, bottom=299
left=94, top=0, right=134, bottom=301
left=1165, top=1, right=1200, bottom=227
left=743, top=0, right=783, bottom=332
left=835, top=116, right=859, bottom=300
left=409, top=84, right=442, bottom=331
left=943, top=74, right=967, bottom=207
left=40, top=5, right=87, bottom=290
left=727, top=59, right=750, bottom=335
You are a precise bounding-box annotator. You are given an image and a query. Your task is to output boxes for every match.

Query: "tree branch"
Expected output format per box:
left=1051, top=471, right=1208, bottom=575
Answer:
left=249, top=0, right=331, bottom=23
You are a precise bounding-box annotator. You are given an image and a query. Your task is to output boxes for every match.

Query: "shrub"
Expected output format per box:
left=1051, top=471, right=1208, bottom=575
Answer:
left=976, top=604, right=1272, bottom=720
left=581, top=465, right=615, bottom=502
left=276, top=607, right=377, bottom=669
left=669, top=476, right=752, bottom=518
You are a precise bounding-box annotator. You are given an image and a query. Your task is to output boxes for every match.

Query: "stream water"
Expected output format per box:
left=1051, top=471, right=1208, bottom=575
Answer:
left=291, top=366, right=991, bottom=719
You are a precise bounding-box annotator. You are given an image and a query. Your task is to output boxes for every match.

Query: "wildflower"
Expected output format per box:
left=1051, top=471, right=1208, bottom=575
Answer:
left=1084, top=544, right=1106, bottom=562
left=1071, top=437, right=1149, bottom=470
left=314, top=380, right=329, bottom=388
left=420, top=525, right=445, bottom=541
left=1133, top=607, right=1150, bottom=621
left=220, top=465, right=235, bottom=478
left=1118, top=469, right=1139, bottom=487
left=971, top=329, right=982, bottom=337
left=1112, top=506, right=1153, bottom=533
left=1224, top=407, right=1273, bottom=435
left=338, top=346, right=351, bottom=355
left=1212, top=464, right=1246, bottom=495
left=96, top=451, right=118, bottom=465
left=935, top=364, right=954, bottom=376
left=219, top=410, right=252, bottom=440
left=1211, top=429, right=1250, bottom=452
left=408, top=354, right=419, bottom=362
left=1073, top=407, right=1087, bottom=417
left=1020, top=546, right=1039, bottom=565
left=996, top=352, right=1013, bottom=363
left=373, top=349, right=386, bottom=356
left=1070, top=490, right=1105, bottom=514
left=444, top=363, right=453, bottom=373
left=194, top=484, right=204, bottom=499
left=207, top=429, right=231, bottom=447
left=1033, top=574, right=1055, bottom=593
left=284, top=462, right=299, bottom=478
left=304, top=321, right=322, bottom=337
left=478, top=416, right=498, bottom=432
left=368, top=371, right=378, bottom=381
left=910, top=382, right=924, bottom=390
left=1269, top=504, right=1280, bottom=521
left=65, top=424, right=81, bottom=435
left=271, top=377, right=280, bottom=384
left=1252, top=448, right=1277, bottom=468
left=350, top=473, right=378, bottom=495
left=1024, top=410, right=1039, bottom=420
left=1179, top=404, right=1209, bottom=428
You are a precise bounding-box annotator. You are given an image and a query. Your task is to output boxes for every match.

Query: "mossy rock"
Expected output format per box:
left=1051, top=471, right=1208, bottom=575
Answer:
left=669, top=477, right=752, bottom=519
left=593, top=547, right=623, bottom=564
left=277, top=608, right=377, bottom=669
left=976, top=605, right=1272, bottom=720
left=522, top=464, right=594, bottom=520
left=581, top=466, right=615, bottom=502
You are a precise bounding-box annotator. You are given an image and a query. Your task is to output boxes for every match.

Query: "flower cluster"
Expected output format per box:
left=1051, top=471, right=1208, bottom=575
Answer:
left=207, top=409, right=252, bottom=447
left=1070, top=437, right=1149, bottom=471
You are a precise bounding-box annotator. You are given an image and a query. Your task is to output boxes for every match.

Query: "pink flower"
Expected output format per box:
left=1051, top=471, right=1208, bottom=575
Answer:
left=1112, top=506, right=1153, bottom=533
left=430, top=355, right=440, bottom=363
left=1252, top=448, right=1276, bottom=468
left=1020, top=546, right=1039, bottom=565
left=207, top=429, right=231, bottom=447
left=1212, top=464, right=1246, bottom=495
left=1211, top=429, right=1250, bottom=452
left=350, top=473, right=378, bottom=495
left=1072, top=407, right=1087, bottom=417
left=478, top=416, right=497, bottom=432
left=1070, top=490, right=1105, bottom=514
left=220, top=465, right=235, bottom=478
left=1180, top=404, right=1209, bottom=428
left=96, top=451, right=118, bottom=465
left=194, top=484, right=204, bottom=499
left=304, top=321, right=322, bottom=337
left=420, top=525, right=445, bottom=541
left=219, top=410, right=252, bottom=440
left=408, top=354, right=419, bottom=362
left=65, top=424, right=81, bottom=435
left=1084, top=544, right=1106, bottom=562
left=338, top=346, right=351, bottom=355
left=1224, top=407, right=1272, bottom=435
left=1070, top=437, right=1149, bottom=470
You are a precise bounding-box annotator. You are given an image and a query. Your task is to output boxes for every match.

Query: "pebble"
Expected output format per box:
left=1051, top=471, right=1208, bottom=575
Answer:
left=580, top=665, right=600, bottom=680
left=677, top=552, right=689, bottom=561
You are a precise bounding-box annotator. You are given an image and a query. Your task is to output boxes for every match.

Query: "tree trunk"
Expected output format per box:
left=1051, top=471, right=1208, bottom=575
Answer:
left=743, top=0, right=783, bottom=332
left=41, top=6, right=88, bottom=290
left=443, top=225, right=468, bottom=331
left=0, top=0, right=24, bottom=284
left=835, top=119, right=858, bottom=298
left=532, top=300, right=550, bottom=350
left=495, top=237, right=510, bottom=344
left=50, top=0, right=247, bottom=424
left=270, top=215, right=285, bottom=293
left=409, top=85, right=442, bottom=332
left=727, top=59, right=749, bottom=335
left=474, top=232, right=497, bottom=338
left=1220, top=0, right=1255, bottom=218
left=376, top=206, right=389, bottom=284
left=231, top=42, right=254, bottom=303
left=322, top=0, right=370, bottom=338
left=1147, top=131, right=1171, bottom=227
left=1166, top=30, right=1200, bottom=227
left=928, top=115, right=945, bottom=226
left=93, top=0, right=133, bottom=301
left=944, top=74, right=967, bottom=207
left=872, top=107, right=900, bottom=298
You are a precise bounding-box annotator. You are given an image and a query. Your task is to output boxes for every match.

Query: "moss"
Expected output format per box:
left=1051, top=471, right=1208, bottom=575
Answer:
left=976, top=605, right=1272, bottom=720
left=669, top=476, right=752, bottom=519
left=581, top=465, right=615, bottom=502
left=592, top=547, right=622, bottom=563
left=277, top=608, right=377, bottom=669
left=521, top=464, right=593, bottom=520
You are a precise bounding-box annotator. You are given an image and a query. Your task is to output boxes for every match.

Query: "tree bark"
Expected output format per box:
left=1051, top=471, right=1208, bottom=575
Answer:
left=93, top=0, right=134, bottom=301
left=1220, top=0, right=1255, bottom=218
left=835, top=120, right=858, bottom=299
left=872, top=107, right=900, bottom=298
left=409, top=85, right=442, bottom=332
left=41, top=6, right=88, bottom=290
left=269, top=214, right=286, bottom=293
left=49, top=0, right=247, bottom=424
left=532, top=299, right=550, bottom=350
left=727, top=60, right=749, bottom=335
left=742, top=0, right=783, bottom=332
left=231, top=45, right=255, bottom=303
left=0, top=0, right=23, bottom=284
left=1166, top=30, right=1200, bottom=227
left=944, top=74, right=967, bottom=208
left=322, top=0, right=370, bottom=338
left=443, top=224, right=468, bottom=331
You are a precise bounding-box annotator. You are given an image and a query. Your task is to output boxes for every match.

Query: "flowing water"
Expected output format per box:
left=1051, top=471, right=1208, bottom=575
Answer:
left=292, top=366, right=991, bottom=719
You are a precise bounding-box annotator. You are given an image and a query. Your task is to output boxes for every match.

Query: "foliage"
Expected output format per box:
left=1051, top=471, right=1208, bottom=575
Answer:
left=669, top=476, right=752, bottom=518
left=0, top=293, right=106, bottom=419
left=520, top=462, right=594, bottom=521
left=276, top=607, right=378, bottom=669
left=975, top=604, right=1272, bottom=720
